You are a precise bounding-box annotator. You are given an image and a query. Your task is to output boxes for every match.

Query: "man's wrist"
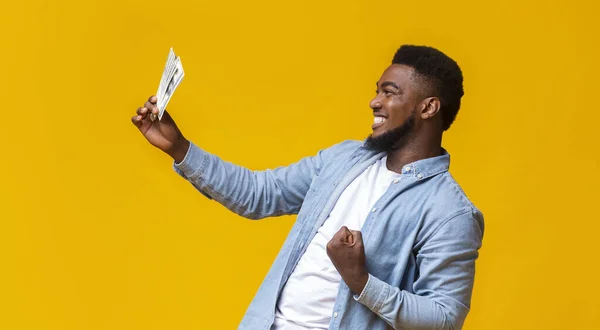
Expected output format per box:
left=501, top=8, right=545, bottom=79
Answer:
left=167, top=138, right=190, bottom=164
left=345, top=269, right=369, bottom=294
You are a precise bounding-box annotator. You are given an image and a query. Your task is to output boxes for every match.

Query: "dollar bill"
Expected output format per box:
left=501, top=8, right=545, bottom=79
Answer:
left=153, top=48, right=184, bottom=121
left=158, top=56, right=184, bottom=120
left=156, top=48, right=176, bottom=108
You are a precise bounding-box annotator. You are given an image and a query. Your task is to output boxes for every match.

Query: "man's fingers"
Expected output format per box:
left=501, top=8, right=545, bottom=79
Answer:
left=136, top=107, right=148, bottom=116
left=350, top=230, right=363, bottom=246
left=344, top=227, right=355, bottom=245
left=131, top=115, right=143, bottom=128
left=132, top=96, right=160, bottom=130
left=343, top=226, right=353, bottom=236
left=335, top=226, right=348, bottom=240
left=144, top=101, right=157, bottom=112
left=327, top=226, right=362, bottom=253
left=334, top=226, right=354, bottom=245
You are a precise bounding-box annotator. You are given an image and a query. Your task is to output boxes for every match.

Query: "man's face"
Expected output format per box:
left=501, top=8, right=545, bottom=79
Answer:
left=365, top=64, right=421, bottom=152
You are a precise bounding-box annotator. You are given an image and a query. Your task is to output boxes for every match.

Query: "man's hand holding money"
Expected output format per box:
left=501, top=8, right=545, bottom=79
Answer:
left=131, top=48, right=188, bottom=163
left=131, top=95, right=190, bottom=163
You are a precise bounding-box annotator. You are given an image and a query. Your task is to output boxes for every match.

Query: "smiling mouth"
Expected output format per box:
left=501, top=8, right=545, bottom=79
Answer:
left=372, top=116, right=387, bottom=130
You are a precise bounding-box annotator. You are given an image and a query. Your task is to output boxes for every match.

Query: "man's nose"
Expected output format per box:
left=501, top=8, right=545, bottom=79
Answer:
left=370, top=96, right=382, bottom=110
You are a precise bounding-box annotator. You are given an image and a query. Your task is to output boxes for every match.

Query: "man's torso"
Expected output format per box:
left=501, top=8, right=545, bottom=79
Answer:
left=272, top=156, right=402, bottom=329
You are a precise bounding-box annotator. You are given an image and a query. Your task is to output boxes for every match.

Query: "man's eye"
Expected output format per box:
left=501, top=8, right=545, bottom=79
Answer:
left=384, top=90, right=393, bottom=95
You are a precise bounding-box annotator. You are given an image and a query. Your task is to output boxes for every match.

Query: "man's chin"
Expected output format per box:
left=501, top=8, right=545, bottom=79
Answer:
left=368, top=132, right=381, bottom=140
left=365, top=110, right=416, bottom=152
left=364, top=134, right=390, bottom=152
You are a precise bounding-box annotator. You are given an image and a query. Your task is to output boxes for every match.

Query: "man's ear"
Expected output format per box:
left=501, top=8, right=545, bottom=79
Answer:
left=420, top=97, right=441, bottom=119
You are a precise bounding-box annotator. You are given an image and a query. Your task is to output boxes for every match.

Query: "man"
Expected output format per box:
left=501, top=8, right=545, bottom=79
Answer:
left=131, top=45, right=484, bottom=330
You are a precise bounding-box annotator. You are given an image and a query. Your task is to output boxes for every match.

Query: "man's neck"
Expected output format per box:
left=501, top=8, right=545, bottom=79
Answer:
left=385, top=136, right=443, bottom=174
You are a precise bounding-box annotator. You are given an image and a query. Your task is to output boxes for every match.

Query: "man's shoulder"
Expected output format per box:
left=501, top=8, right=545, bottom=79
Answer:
left=429, top=172, right=484, bottom=228
left=407, top=172, right=484, bottom=245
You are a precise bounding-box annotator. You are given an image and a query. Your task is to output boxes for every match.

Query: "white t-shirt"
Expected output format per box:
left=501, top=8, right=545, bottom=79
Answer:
left=272, top=156, right=402, bottom=329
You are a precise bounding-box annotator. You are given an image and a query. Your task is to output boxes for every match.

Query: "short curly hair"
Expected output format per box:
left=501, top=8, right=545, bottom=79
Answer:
left=392, top=45, right=464, bottom=131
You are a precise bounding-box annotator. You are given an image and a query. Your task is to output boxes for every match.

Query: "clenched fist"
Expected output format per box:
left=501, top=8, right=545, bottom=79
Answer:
left=326, top=226, right=369, bottom=295
left=131, top=95, right=190, bottom=163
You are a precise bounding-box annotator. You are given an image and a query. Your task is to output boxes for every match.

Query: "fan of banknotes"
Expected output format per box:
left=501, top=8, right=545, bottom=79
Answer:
left=151, top=48, right=185, bottom=121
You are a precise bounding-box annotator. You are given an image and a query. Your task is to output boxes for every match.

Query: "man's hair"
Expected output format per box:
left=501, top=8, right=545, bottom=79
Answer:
left=392, top=45, right=464, bottom=131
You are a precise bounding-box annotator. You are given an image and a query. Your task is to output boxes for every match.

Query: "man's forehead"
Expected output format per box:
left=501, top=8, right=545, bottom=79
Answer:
left=378, top=64, right=415, bottom=84
left=376, top=65, right=421, bottom=96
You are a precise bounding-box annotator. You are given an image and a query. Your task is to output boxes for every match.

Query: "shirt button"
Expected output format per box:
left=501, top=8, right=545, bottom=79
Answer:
left=417, top=174, right=423, bottom=179
left=404, top=166, right=411, bottom=172
left=333, top=312, right=338, bottom=318
left=371, top=208, right=377, bottom=213
left=393, top=179, right=399, bottom=184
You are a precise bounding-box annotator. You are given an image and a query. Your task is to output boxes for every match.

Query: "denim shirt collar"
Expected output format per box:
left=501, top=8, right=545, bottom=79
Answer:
left=358, top=142, right=451, bottom=180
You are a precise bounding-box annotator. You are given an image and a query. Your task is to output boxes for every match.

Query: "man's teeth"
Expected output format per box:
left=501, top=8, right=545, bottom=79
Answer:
left=374, top=117, right=387, bottom=124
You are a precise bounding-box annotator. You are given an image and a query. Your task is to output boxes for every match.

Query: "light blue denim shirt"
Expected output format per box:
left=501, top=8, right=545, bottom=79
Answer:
left=173, top=140, right=484, bottom=330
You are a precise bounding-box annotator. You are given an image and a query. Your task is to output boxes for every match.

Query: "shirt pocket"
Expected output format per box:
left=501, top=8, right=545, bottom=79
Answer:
left=308, top=172, right=333, bottom=195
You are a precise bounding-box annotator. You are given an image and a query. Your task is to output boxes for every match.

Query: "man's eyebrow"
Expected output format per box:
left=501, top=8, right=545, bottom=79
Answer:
left=380, top=81, right=399, bottom=89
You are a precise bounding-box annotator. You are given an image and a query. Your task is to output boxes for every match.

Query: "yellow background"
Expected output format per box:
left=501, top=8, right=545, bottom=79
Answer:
left=1, top=0, right=599, bottom=329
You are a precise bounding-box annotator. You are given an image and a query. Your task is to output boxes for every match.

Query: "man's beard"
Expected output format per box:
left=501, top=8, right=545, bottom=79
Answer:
left=365, top=110, right=416, bottom=152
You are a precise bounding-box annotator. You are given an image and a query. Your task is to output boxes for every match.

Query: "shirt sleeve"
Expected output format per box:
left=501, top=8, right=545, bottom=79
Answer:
left=171, top=141, right=331, bottom=219
left=354, top=210, right=484, bottom=329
